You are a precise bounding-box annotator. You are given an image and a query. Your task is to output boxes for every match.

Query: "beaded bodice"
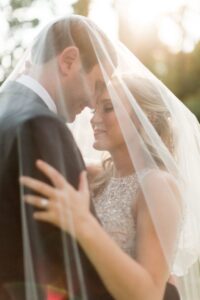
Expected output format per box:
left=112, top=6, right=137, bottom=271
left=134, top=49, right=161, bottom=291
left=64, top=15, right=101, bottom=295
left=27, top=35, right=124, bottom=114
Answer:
left=93, top=174, right=139, bottom=257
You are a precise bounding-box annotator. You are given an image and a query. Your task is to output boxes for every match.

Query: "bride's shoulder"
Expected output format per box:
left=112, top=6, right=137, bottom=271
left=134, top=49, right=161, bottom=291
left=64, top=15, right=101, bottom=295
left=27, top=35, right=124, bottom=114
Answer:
left=138, top=168, right=182, bottom=206
left=135, top=168, right=182, bottom=216
left=138, top=168, right=177, bottom=185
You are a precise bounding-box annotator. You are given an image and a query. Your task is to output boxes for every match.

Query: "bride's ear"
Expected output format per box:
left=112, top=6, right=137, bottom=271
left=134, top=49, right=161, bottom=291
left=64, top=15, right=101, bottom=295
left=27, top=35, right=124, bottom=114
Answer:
left=58, top=46, right=80, bottom=75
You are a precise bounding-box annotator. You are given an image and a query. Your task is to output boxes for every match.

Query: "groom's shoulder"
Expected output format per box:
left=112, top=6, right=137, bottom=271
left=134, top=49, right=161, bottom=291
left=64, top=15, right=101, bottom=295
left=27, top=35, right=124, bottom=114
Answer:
left=0, top=81, right=69, bottom=132
left=19, top=112, right=74, bottom=144
left=19, top=112, right=70, bottom=136
left=19, top=116, right=78, bottom=157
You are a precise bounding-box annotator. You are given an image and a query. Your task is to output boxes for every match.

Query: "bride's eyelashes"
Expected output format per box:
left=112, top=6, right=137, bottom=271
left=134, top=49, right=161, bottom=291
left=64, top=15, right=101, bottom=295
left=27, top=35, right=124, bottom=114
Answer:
left=103, top=105, right=114, bottom=113
left=92, top=99, right=114, bottom=114
left=91, top=106, right=113, bottom=115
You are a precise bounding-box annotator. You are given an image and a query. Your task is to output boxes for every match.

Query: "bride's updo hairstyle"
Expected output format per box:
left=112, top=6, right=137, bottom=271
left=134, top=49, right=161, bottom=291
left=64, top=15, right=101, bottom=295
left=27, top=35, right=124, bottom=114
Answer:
left=124, top=75, right=176, bottom=160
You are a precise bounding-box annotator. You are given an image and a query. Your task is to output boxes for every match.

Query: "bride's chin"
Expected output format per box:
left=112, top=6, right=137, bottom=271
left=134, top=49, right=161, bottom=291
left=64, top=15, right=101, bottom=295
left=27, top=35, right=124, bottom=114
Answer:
left=93, top=142, right=107, bottom=151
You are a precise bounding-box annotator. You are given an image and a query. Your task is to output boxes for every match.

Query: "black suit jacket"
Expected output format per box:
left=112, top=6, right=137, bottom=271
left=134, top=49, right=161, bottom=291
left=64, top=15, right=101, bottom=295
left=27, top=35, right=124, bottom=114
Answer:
left=0, top=81, right=113, bottom=300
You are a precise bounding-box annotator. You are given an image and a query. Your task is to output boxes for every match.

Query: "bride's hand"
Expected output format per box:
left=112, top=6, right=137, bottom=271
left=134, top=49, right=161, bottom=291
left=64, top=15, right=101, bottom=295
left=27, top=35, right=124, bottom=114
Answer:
left=20, top=160, right=91, bottom=238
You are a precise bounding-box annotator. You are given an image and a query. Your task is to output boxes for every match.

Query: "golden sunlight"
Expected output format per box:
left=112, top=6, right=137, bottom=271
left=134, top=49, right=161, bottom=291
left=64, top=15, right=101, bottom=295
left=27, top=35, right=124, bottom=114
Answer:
left=118, top=0, right=200, bottom=52
left=127, top=0, right=184, bottom=26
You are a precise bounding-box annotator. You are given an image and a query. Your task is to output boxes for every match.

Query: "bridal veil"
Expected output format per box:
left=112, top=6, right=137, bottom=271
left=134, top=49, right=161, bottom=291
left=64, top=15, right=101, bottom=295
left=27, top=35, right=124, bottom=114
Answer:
left=1, top=15, right=200, bottom=300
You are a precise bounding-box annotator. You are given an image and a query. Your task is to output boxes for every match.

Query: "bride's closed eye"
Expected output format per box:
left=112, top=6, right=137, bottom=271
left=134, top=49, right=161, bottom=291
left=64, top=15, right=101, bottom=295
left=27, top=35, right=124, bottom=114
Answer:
left=92, top=98, right=114, bottom=114
left=103, top=104, right=114, bottom=113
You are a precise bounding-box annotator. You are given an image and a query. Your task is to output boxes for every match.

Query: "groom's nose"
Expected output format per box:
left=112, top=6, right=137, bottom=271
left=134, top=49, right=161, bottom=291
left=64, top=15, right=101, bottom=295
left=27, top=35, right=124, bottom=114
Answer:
left=85, top=95, right=96, bottom=109
left=87, top=100, right=95, bottom=109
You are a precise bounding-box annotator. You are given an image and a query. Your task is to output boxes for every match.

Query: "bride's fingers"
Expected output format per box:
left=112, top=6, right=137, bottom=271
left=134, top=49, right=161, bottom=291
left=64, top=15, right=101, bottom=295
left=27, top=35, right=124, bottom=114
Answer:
left=37, top=160, right=84, bottom=195
left=24, top=195, right=50, bottom=209
left=33, top=211, right=56, bottom=224
left=36, top=160, right=66, bottom=189
left=20, top=176, right=57, bottom=198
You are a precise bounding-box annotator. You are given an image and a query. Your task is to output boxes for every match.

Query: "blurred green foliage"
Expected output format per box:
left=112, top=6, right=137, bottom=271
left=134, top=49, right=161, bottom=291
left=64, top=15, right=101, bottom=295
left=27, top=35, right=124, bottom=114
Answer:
left=10, top=0, right=33, bottom=9
left=0, top=0, right=40, bottom=83
left=153, top=42, right=200, bottom=121
left=72, top=0, right=90, bottom=16
left=118, top=10, right=200, bottom=121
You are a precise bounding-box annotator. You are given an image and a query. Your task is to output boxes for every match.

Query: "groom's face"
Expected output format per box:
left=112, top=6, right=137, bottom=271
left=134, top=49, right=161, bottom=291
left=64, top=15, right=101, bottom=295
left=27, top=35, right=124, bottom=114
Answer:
left=63, top=63, right=106, bottom=123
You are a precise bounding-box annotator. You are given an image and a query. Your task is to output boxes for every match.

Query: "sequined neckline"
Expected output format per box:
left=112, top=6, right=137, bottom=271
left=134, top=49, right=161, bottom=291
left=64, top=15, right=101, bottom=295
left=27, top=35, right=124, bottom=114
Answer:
left=110, top=168, right=153, bottom=182
left=110, top=173, right=136, bottom=181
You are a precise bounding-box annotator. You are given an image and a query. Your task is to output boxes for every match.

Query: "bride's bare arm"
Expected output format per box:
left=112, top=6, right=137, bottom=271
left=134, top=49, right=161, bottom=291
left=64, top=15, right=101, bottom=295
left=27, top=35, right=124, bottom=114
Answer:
left=20, top=160, right=179, bottom=300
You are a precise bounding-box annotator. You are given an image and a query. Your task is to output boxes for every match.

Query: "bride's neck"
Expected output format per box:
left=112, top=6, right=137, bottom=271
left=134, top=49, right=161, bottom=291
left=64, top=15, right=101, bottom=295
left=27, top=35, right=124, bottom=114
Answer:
left=110, top=147, right=134, bottom=178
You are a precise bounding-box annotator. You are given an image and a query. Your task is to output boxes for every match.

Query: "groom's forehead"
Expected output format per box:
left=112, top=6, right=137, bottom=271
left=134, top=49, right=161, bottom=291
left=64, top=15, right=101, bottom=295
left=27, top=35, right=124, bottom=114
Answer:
left=95, top=80, right=107, bottom=97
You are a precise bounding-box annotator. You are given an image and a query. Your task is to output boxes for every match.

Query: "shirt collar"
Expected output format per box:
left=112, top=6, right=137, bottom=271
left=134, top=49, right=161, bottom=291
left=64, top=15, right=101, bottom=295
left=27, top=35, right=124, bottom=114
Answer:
left=16, top=74, right=57, bottom=114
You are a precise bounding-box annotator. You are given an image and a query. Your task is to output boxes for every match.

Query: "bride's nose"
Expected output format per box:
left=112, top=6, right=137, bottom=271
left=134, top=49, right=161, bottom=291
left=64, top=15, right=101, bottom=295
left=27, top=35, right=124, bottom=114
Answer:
left=90, top=108, right=102, bottom=125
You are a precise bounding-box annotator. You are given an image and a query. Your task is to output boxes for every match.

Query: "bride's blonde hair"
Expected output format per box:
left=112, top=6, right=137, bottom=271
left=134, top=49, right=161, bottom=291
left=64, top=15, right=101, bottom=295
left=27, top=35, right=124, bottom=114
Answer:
left=90, top=75, right=176, bottom=196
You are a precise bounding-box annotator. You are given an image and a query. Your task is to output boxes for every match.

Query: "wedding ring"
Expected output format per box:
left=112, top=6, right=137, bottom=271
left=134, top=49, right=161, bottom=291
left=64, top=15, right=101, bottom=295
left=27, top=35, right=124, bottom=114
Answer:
left=40, top=198, right=49, bottom=208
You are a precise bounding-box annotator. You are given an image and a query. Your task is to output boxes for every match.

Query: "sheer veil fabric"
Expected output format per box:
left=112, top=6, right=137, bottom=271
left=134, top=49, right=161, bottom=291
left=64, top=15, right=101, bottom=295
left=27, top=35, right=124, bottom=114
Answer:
left=0, top=15, right=200, bottom=300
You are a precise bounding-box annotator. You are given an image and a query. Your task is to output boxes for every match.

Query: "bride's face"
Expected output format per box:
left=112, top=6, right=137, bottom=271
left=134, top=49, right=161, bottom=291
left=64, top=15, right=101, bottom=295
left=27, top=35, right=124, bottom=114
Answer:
left=90, top=90, right=126, bottom=152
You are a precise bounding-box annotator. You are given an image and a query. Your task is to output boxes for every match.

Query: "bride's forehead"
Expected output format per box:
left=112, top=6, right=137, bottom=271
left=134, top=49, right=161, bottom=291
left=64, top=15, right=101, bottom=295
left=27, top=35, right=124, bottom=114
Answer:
left=93, top=94, right=112, bottom=109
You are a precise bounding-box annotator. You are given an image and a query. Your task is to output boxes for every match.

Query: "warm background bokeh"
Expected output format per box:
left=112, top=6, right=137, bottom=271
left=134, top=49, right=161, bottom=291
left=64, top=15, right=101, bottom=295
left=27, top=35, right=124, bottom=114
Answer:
left=0, top=0, right=199, bottom=120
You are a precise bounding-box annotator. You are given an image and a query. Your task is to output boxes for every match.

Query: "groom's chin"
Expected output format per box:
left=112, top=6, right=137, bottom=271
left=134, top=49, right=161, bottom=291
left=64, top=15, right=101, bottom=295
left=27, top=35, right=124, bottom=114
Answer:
left=66, top=114, right=76, bottom=123
left=57, top=108, right=75, bottom=123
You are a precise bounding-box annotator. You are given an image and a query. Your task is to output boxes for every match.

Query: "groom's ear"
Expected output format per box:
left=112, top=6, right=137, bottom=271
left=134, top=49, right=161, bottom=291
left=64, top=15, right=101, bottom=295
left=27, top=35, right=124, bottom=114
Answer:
left=58, top=46, right=80, bottom=75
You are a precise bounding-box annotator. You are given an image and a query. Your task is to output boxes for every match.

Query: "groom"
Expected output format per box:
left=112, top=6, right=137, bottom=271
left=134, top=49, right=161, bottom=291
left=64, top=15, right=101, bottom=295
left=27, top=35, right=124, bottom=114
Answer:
left=0, top=16, right=116, bottom=299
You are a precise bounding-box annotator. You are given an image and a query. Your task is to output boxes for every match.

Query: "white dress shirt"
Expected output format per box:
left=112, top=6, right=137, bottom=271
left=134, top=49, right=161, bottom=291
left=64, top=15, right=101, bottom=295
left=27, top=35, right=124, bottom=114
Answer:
left=16, top=75, right=57, bottom=114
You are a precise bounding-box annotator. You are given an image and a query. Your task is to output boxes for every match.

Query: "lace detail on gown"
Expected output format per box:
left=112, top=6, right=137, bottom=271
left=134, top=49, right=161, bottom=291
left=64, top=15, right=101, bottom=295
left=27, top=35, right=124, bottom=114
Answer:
left=93, top=173, right=139, bottom=257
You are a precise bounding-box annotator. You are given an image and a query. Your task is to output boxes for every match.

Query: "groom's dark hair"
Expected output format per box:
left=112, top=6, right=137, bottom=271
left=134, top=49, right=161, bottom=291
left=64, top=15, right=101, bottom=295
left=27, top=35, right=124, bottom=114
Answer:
left=32, top=15, right=117, bottom=72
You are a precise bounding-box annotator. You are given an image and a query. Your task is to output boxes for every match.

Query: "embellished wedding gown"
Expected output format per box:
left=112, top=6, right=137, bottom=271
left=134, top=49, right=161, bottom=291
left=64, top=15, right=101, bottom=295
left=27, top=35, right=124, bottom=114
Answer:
left=93, top=173, right=139, bottom=257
